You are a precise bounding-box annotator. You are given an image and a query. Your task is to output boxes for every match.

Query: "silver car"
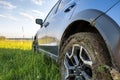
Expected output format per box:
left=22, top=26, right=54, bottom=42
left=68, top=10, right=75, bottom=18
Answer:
left=33, top=0, right=120, bottom=80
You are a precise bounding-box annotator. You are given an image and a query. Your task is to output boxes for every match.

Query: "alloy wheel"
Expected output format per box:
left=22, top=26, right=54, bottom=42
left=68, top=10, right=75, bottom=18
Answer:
left=64, top=44, right=93, bottom=80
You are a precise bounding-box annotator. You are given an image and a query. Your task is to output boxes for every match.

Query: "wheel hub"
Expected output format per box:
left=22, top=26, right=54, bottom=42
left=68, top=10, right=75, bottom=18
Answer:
left=74, top=66, right=81, bottom=76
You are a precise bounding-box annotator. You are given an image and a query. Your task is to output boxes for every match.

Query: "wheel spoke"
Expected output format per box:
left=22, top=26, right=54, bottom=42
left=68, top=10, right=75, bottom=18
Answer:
left=66, top=52, right=71, bottom=59
left=66, top=45, right=75, bottom=58
left=64, top=58, right=75, bottom=70
left=81, top=71, right=91, bottom=80
left=65, top=73, right=75, bottom=80
left=79, top=46, right=92, bottom=67
left=80, top=58, right=92, bottom=67
left=67, top=44, right=80, bottom=58
left=64, top=56, right=76, bottom=80
left=73, top=55, right=79, bottom=66
left=66, top=52, right=75, bottom=65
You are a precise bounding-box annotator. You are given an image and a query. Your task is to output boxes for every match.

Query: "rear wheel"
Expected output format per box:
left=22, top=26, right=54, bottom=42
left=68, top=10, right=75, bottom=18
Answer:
left=32, top=40, right=38, bottom=53
left=60, top=33, right=112, bottom=80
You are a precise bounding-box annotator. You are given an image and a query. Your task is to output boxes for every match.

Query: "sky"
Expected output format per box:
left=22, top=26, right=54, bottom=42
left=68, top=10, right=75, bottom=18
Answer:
left=0, top=0, right=58, bottom=38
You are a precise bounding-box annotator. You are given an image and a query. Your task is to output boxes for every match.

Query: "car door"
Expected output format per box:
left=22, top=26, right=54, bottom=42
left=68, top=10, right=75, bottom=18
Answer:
left=45, top=0, right=77, bottom=56
left=37, top=1, right=61, bottom=53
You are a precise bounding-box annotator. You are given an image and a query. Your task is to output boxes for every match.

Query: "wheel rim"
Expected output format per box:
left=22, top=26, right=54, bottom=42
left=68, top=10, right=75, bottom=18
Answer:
left=64, top=44, right=93, bottom=80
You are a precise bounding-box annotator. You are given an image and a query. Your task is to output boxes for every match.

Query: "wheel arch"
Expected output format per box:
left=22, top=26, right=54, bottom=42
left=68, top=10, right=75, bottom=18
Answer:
left=60, top=20, right=100, bottom=48
left=95, top=13, right=120, bottom=69
left=59, top=9, right=106, bottom=49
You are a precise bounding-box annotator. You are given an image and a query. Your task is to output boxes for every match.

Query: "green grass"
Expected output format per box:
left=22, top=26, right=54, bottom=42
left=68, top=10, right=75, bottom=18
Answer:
left=0, top=40, right=60, bottom=80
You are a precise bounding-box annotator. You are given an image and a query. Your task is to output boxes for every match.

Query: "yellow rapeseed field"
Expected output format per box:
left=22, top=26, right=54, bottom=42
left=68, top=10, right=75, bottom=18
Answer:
left=0, top=40, right=32, bottom=50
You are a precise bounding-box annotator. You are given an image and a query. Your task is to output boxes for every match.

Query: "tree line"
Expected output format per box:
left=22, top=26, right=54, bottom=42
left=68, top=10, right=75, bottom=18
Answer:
left=0, top=36, right=6, bottom=40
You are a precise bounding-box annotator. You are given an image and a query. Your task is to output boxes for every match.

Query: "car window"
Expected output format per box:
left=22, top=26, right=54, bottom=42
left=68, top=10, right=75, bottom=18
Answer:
left=43, top=1, right=60, bottom=22
left=57, top=0, right=71, bottom=12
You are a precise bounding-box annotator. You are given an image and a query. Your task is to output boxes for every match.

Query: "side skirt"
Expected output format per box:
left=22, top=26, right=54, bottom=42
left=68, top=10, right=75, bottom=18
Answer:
left=38, top=48, right=58, bottom=62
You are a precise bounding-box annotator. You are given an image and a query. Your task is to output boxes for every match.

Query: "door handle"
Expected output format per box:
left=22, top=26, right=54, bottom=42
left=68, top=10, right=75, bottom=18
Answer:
left=44, top=22, right=49, bottom=27
left=64, top=3, right=76, bottom=13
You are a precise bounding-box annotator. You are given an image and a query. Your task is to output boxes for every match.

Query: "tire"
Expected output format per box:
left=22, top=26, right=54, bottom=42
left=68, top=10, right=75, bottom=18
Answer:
left=32, top=40, right=38, bottom=53
left=59, top=33, right=112, bottom=80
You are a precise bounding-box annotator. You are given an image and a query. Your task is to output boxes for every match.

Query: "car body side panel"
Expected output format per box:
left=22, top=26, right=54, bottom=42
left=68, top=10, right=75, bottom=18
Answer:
left=76, top=0, right=119, bottom=13
left=36, top=1, right=61, bottom=54
left=44, top=0, right=79, bottom=55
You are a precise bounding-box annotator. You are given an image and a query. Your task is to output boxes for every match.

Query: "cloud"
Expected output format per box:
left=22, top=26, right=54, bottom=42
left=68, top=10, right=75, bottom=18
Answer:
left=0, top=0, right=16, bottom=9
left=20, top=12, right=35, bottom=21
left=8, top=15, right=17, bottom=21
left=0, top=14, right=17, bottom=21
left=0, top=14, right=6, bottom=18
left=31, top=0, right=43, bottom=5
left=32, top=10, right=44, bottom=17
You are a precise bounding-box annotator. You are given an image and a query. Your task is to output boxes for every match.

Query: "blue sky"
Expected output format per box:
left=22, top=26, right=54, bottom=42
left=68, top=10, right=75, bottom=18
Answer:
left=0, top=0, right=58, bottom=38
